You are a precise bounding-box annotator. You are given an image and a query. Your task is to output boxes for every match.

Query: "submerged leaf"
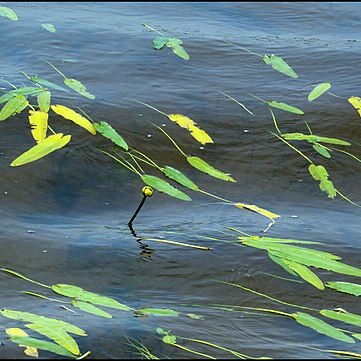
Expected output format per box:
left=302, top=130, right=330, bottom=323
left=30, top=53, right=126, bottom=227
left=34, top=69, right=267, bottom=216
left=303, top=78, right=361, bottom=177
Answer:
left=308, top=83, right=331, bottom=101
left=162, top=166, right=199, bottom=191
left=325, top=281, right=361, bottom=296
left=136, top=308, right=179, bottom=317
left=41, top=23, right=56, bottom=33
left=51, top=105, right=96, bottom=135
left=234, top=203, right=280, bottom=220
left=141, top=174, right=191, bottom=201
left=348, top=96, right=361, bottom=117
left=6, top=328, right=38, bottom=357
left=71, top=300, right=112, bottom=318
left=187, top=156, right=236, bottom=182
left=267, top=101, right=304, bottom=115
left=94, top=121, right=128, bottom=150
left=312, top=143, right=331, bottom=158
left=308, top=164, right=336, bottom=198
left=262, top=54, right=298, bottom=78
left=64, top=78, right=95, bottom=99
left=29, top=110, right=48, bottom=143
left=0, top=6, right=18, bottom=21
left=37, top=91, right=51, bottom=113
left=0, top=95, right=28, bottom=121
left=320, top=309, right=361, bottom=328
left=10, top=133, right=71, bottom=167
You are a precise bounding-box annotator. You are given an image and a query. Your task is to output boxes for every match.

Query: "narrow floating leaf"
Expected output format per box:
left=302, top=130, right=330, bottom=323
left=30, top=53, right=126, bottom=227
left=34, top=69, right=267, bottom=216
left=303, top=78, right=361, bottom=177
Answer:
left=262, top=54, right=298, bottom=78
left=171, top=44, right=190, bottom=60
left=292, top=312, right=355, bottom=343
left=326, top=281, right=361, bottom=296
left=187, top=156, right=236, bottom=182
left=10, top=133, right=71, bottom=167
left=162, top=166, right=199, bottom=191
left=234, top=203, right=280, bottom=220
left=141, top=174, right=191, bottom=201
left=0, top=95, right=28, bottom=121
left=136, top=308, right=179, bottom=317
left=240, top=236, right=321, bottom=245
left=308, top=83, right=331, bottom=101
left=167, top=114, right=213, bottom=145
left=282, top=132, right=350, bottom=146
left=312, top=143, right=331, bottom=158
left=51, top=105, right=96, bottom=135
left=0, top=6, right=18, bottom=21
left=64, top=78, right=95, bottom=99
left=37, top=91, right=51, bottom=113
left=348, top=96, right=361, bottom=117
left=30, top=76, right=69, bottom=92
left=268, top=252, right=298, bottom=277
left=29, top=110, right=48, bottom=143
left=8, top=87, right=45, bottom=96
left=308, top=164, right=336, bottom=199
left=6, top=328, right=38, bottom=357
left=71, top=300, right=112, bottom=318
left=51, top=284, right=83, bottom=298
left=267, top=101, right=304, bottom=115
left=41, top=23, right=56, bottom=33
left=320, top=309, right=361, bottom=328
left=94, top=121, right=128, bottom=151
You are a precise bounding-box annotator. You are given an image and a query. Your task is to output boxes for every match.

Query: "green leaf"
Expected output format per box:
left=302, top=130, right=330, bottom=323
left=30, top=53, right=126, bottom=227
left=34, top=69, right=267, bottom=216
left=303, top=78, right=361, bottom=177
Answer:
left=153, top=36, right=168, bottom=49
left=0, top=6, right=18, bottom=21
left=187, top=156, right=236, bottom=182
left=0, top=92, right=15, bottom=105
left=312, top=143, right=331, bottom=158
left=267, top=101, right=304, bottom=115
left=262, top=54, right=298, bottom=78
left=136, top=308, right=179, bottom=317
left=0, top=309, right=87, bottom=336
left=94, top=121, right=128, bottom=151
left=0, top=95, right=28, bottom=121
left=162, top=335, right=177, bottom=344
left=166, top=38, right=183, bottom=47
left=293, top=312, right=355, bottom=343
left=320, top=309, right=361, bottom=328
left=37, top=91, right=51, bottom=113
left=141, top=174, right=191, bottom=201
left=308, top=83, right=331, bottom=101
left=308, top=164, right=336, bottom=199
left=51, top=284, right=83, bottom=298
left=8, top=87, right=45, bottom=96
left=10, top=336, right=75, bottom=358
left=25, top=323, right=80, bottom=356
left=171, top=44, right=190, bottom=60
left=71, top=300, right=112, bottom=318
left=162, top=166, right=199, bottom=191
left=41, top=23, right=56, bottom=33
left=282, top=132, right=350, bottom=146
left=64, top=78, right=95, bottom=99
left=268, top=252, right=298, bottom=277
left=10, top=133, right=71, bottom=167
left=30, top=76, right=69, bottom=92
left=156, top=328, right=168, bottom=335
left=325, top=281, right=361, bottom=296
left=239, top=235, right=321, bottom=245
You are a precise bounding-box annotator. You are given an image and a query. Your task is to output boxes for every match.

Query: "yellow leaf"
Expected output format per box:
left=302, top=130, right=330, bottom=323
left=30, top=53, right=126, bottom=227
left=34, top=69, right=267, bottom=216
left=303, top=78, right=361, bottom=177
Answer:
left=168, top=113, right=213, bottom=145
left=29, top=110, right=48, bottom=143
left=6, top=328, right=39, bottom=357
left=234, top=203, right=280, bottom=220
left=348, top=96, right=361, bottom=117
left=51, top=105, right=96, bottom=135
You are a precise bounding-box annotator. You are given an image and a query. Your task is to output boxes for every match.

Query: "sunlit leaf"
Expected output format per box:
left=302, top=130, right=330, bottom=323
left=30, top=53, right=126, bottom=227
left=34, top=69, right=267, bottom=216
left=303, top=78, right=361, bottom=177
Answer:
left=71, top=300, right=112, bottom=318
left=94, top=121, right=128, bottom=151
left=41, top=23, right=56, bottom=33
left=63, top=78, right=95, bottom=99
left=136, top=308, right=179, bottom=317
left=308, top=83, right=331, bottom=101
left=312, top=143, right=331, bottom=158
left=10, top=336, right=75, bottom=358
left=25, top=323, right=80, bottom=356
left=239, top=236, right=321, bottom=245
left=234, top=203, right=280, bottom=220
left=267, top=101, right=304, bottom=115
left=37, top=91, right=51, bottom=113
left=262, top=54, right=298, bottom=78
left=187, top=156, right=236, bottom=182
left=282, top=132, right=350, bottom=146
left=153, top=36, right=168, bottom=49
left=141, top=174, right=191, bottom=201
left=51, top=105, right=96, bottom=135
left=320, top=309, right=361, bottom=328
left=171, top=44, right=190, bottom=60
left=6, top=328, right=38, bottom=357
left=8, top=87, right=45, bottom=96
left=29, top=110, right=48, bottom=143
left=162, top=335, right=177, bottom=344
left=293, top=312, right=354, bottom=343
left=348, top=96, right=361, bottom=117
left=10, top=133, right=71, bottom=167
left=0, top=95, right=28, bottom=121
left=30, top=76, right=69, bottom=92
left=268, top=252, right=298, bottom=277
left=325, top=281, right=361, bottom=296
left=167, top=114, right=213, bottom=144
left=162, top=166, right=199, bottom=191
left=0, top=6, right=18, bottom=21
left=308, top=164, right=336, bottom=199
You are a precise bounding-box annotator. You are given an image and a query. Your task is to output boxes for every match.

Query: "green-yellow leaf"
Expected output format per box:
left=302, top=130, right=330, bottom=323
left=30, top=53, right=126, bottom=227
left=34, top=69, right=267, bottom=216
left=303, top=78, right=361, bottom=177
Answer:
left=262, top=54, right=298, bottom=78
left=312, top=143, right=331, bottom=158
left=141, top=174, right=191, bottom=201
left=0, top=95, right=28, bottom=121
left=325, top=281, right=361, bottom=296
left=187, top=156, right=236, bottom=182
left=71, top=300, right=112, bottom=318
left=234, top=203, right=280, bottom=220
left=171, top=44, right=190, bottom=60
left=51, top=105, right=96, bottom=135
left=239, top=235, right=321, bottom=245
left=282, top=132, right=351, bottom=146
left=6, top=328, right=38, bottom=357
left=308, top=164, right=336, bottom=198
left=292, top=312, right=355, bottom=343
left=10, top=133, right=71, bottom=167
left=267, top=101, right=304, bottom=115
left=162, top=166, right=199, bottom=191
left=0, top=6, right=18, bottom=21
left=94, top=121, right=128, bottom=150
left=162, top=335, right=177, bottom=344
left=29, top=110, right=48, bottom=143
left=308, top=83, right=331, bottom=101
left=41, top=23, right=56, bottom=33
left=64, top=78, right=95, bottom=99
left=136, top=308, right=179, bottom=317
left=320, top=309, right=361, bottom=328
left=37, top=91, right=51, bottom=113
left=348, top=96, right=361, bottom=117
left=268, top=252, right=298, bottom=277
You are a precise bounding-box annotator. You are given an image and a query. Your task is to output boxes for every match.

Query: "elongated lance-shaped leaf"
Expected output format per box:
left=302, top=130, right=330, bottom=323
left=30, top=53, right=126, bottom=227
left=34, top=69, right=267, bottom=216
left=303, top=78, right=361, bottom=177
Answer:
left=267, top=100, right=304, bottom=114
left=320, top=309, right=361, bottom=328
left=308, top=164, right=336, bottom=198
left=29, top=110, right=48, bottom=143
left=37, top=90, right=51, bottom=113
left=10, top=336, right=75, bottom=358
left=162, top=166, right=199, bottom=191
left=326, top=281, right=361, bottom=296
left=292, top=312, right=355, bottom=343
left=8, top=87, right=45, bottom=96
left=313, top=143, right=331, bottom=158
left=141, top=174, right=191, bottom=201
left=71, top=300, right=112, bottom=318
left=308, top=83, right=331, bottom=101
left=5, top=328, right=38, bottom=357
left=41, top=23, right=56, bottom=33
left=239, top=235, right=322, bottom=245
left=234, top=203, right=279, bottom=220
left=268, top=252, right=298, bottom=276
left=0, top=95, right=28, bottom=121
left=0, top=6, right=18, bottom=20
left=25, top=323, right=80, bottom=356
left=136, top=308, right=179, bottom=317
left=94, top=121, right=128, bottom=151
left=282, top=132, right=351, bottom=146
left=171, top=44, right=190, bottom=60
left=51, top=105, right=96, bottom=135
left=1, top=309, right=87, bottom=336
left=348, top=96, right=361, bottom=117
left=262, top=54, right=298, bottom=78
left=30, top=76, right=69, bottom=92
left=64, top=78, right=95, bottom=99
left=10, top=133, right=71, bottom=167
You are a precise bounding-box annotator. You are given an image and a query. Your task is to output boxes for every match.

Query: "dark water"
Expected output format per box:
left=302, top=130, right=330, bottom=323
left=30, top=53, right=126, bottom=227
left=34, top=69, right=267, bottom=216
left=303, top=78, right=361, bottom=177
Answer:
left=1, top=2, right=361, bottom=358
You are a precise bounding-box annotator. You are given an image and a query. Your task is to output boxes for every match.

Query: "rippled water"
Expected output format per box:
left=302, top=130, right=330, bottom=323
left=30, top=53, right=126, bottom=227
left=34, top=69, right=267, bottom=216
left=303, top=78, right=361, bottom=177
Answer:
left=1, top=2, right=361, bottom=359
